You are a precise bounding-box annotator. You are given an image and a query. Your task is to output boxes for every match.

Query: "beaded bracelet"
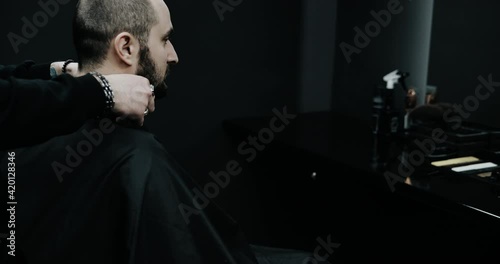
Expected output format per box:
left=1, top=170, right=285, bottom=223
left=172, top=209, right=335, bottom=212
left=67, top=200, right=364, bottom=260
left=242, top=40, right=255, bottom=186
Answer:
left=90, top=72, right=115, bottom=116
left=62, top=59, right=75, bottom=74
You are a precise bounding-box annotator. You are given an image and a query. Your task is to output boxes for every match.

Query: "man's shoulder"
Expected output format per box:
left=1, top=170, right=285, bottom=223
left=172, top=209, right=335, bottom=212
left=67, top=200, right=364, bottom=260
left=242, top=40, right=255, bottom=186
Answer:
left=20, top=119, right=167, bottom=160
left=85, top=119, right=166, bottom=153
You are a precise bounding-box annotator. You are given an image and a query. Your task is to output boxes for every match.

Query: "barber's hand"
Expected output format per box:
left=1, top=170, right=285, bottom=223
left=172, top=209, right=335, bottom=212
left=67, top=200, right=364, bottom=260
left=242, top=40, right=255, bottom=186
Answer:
left=50, top=61, right=83, bottom=77
left=53, top=62, right=155, bottom=126
left=104, top=74, right=155, bottom=126
left=64, top=63, right=82, bottom=77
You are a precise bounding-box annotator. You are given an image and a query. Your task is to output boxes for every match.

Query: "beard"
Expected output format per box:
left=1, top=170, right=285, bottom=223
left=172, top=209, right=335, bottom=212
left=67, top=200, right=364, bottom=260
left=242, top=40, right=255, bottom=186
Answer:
left=136, top=46, right=169, bottom=98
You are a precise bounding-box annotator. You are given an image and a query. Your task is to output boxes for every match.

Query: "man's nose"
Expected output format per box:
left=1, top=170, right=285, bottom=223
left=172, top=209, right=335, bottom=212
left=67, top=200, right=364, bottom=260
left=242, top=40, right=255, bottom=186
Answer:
left=167, top=42, right=179, bottom=64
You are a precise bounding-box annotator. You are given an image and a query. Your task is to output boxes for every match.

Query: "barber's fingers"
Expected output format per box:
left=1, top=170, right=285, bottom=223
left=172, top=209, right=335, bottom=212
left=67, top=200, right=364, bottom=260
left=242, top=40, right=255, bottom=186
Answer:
left=116, top=89, right=151, bottom=127
left=104, top=74, right=155, bottom=126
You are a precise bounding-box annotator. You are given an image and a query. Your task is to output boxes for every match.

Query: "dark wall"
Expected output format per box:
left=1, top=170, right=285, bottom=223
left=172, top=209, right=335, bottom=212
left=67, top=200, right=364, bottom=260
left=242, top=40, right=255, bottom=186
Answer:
left=427, top=0, right=500, bottom=128
left=156, top=0, right=302, bottom=238
left=0, top=0, right=302, bottom=240
left=299, top=0, right=338, bottom=113
left=0, top=1, right=77, bottom=62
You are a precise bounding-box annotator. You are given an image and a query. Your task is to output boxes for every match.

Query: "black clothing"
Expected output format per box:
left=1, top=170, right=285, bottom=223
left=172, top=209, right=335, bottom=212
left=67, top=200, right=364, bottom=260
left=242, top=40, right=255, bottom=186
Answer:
left=0, top=61, right=106, bottom=150
left=1, top=120, right=317, bottom=264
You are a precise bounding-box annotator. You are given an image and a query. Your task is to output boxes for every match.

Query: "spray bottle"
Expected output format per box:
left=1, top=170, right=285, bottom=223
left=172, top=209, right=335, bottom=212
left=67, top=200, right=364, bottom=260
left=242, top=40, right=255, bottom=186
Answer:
left=372, top=70, right=410, bottom=136
left=371, top=70, right=410, bottom=170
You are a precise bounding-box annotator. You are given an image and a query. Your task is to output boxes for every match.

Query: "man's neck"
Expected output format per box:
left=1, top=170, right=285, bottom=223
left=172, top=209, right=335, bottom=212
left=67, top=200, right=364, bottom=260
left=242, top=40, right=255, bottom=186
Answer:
left=80, top=61, right=134, bottom=76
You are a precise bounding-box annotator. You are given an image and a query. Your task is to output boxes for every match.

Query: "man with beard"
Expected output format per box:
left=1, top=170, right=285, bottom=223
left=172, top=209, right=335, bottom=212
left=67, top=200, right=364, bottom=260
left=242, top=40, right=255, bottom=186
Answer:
left=2, top=0, right=321, bottom=263
left=0, top=60, right=156, bottom=150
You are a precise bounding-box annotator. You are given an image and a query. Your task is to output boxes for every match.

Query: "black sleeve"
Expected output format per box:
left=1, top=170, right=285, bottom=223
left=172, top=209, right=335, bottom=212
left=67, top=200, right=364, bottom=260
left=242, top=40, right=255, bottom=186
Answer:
left=0, top=71, right=107, bottom=150
left=0, top=61, right=52, bottom=80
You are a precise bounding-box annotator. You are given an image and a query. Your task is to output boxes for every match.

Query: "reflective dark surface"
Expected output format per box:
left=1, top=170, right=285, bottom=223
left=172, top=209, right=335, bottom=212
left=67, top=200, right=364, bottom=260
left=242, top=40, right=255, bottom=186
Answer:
left=225, top=111, right=500, bottom=263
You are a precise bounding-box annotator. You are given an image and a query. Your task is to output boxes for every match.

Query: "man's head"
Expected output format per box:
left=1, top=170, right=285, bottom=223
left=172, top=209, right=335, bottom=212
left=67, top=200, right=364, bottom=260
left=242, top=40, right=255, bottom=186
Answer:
left=73, top=0, right=178, bottom=87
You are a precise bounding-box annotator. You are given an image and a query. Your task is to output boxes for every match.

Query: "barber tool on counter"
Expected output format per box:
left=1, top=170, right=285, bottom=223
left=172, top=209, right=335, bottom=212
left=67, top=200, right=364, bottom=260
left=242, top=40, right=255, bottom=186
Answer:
left=371, top=70, right=410, bottom=169
left=372, top=70, right=410, bottom=136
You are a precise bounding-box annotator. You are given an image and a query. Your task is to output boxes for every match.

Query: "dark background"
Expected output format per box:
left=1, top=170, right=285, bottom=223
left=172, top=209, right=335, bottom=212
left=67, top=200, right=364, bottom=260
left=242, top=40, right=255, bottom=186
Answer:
left=427, top=0, right=500, bottom=127
left=2, top=0, right=500, bottom=252
left=332, top=0, right=434, bottom=122
left=331, top=0, right=500, bottom=128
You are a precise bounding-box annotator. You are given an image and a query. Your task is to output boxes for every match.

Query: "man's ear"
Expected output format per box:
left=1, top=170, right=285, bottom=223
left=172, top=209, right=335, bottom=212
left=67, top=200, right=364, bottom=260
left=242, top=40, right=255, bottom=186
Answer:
left=113, top=32, right=139, bottom=66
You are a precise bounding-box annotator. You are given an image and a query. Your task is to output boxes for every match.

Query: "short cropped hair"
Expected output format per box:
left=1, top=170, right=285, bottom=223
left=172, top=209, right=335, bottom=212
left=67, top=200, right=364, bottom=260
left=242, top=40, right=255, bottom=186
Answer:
left=73, top=0, right=159, bottom=70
